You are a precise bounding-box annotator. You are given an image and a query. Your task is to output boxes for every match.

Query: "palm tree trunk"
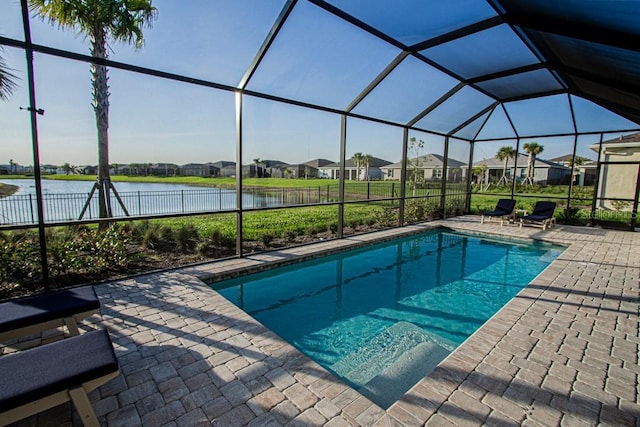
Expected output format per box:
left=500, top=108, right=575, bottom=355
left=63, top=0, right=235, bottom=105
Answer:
left=91, top=27, right=111, bottom=219
left=500, top=158, right=508, bottom=184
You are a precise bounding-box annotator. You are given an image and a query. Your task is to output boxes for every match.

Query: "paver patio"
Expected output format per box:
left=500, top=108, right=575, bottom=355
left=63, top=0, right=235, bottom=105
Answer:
left=3, top=216, right=639, bottom=426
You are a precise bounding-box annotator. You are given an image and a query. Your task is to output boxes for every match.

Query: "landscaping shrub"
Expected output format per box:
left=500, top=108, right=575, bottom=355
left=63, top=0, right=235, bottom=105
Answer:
left=405, top=198, right=440, bottom=223
left=175, top=224, right=199, bottom=252
left=0, top=231, right=42, bottom=298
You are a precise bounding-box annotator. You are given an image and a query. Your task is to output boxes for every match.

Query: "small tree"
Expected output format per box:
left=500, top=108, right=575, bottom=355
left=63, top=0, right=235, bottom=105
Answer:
left=496, top=146, right=516, bottom=185
left=408, top=137, right=425, bottom=195
left=472, top=164, right=488, bottom=186
left=568, top=155, right=587, bottom=184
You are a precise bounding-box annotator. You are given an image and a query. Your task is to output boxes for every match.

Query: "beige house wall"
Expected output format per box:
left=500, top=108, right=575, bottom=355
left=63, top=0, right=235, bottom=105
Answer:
left=598, top=147, right=640, bottom=211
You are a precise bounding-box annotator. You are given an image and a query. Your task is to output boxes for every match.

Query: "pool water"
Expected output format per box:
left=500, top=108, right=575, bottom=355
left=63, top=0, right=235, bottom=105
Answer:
left=211, top=229, right=564, bottom=408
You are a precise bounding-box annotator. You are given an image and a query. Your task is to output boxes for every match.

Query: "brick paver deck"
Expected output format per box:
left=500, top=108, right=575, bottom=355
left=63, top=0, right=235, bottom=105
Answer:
left=3, top=217, right=639, bottom=426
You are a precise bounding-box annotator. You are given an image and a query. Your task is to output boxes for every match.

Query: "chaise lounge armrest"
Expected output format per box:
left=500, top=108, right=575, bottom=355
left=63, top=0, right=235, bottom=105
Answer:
left=0, top=329, right=119, bottom=427
left=0, top=286, right=100, bottom=342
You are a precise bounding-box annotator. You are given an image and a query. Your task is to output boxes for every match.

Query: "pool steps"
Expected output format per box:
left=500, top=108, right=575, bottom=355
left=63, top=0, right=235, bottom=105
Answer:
left=330, top=321, right=452, bottom=408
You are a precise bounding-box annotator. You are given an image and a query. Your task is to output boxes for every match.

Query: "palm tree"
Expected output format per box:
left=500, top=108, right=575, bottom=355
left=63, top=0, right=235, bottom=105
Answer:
left=351, top=152, right=364, bottom=181
left=0, top=48, right=18, bottom=101
left=29, top=0, right=157, bottom=219
left=362, top=154, right=373, bottom=181
left=496, top=146, right=516, bottom=185
left=522, top=142, right=544, bottom=185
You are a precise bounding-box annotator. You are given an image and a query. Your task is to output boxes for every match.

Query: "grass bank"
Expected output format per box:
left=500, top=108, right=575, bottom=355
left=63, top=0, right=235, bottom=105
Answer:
left=0, top=183, right=18, bottom=198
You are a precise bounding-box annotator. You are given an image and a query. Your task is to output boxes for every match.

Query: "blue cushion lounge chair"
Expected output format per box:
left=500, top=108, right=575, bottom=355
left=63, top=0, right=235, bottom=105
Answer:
left=0, top=329, right=119, bottom=427
left=519, top=201, right=557, bottom=230
left=0, top=286, right=100, bottom=343
left=481, top=198, right=517, bottom=225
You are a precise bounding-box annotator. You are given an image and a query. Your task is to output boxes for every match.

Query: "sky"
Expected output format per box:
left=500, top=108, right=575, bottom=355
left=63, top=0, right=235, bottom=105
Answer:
left=0, top=0, right=638, bottom=168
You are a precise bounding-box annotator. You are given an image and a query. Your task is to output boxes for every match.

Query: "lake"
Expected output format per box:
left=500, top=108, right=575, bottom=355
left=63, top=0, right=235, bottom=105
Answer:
left=0, top=178, right=325, bottom=225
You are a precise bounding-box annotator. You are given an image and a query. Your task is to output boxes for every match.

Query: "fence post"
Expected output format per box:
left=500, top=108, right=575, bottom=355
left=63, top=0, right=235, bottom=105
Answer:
left=29, top=194, right=35, bottom=223
left=138, top=191, right=142, bottom=216
left=392, top=182, right=395, bottom=206
left=181, top=189, right=185, bottom=213
left=367, top=181, right=370, bottom=199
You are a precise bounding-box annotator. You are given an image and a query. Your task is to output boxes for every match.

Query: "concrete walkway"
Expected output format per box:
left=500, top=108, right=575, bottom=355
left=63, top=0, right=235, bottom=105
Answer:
left=4, top=217, right=639, bottom=426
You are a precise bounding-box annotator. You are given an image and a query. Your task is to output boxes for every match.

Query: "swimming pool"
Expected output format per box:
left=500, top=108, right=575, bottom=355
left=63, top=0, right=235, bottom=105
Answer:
left=210, top=228, right=564, bottom=408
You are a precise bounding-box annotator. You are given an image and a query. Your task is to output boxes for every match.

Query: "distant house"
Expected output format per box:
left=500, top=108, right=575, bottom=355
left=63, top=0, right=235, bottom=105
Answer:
left=590, top=132, right=640, bottom=211
left=40, top=164, right=60, bottom=174
left=257, top=160, right=288, bottom=178
left=210, top=161, right=236, bottom=178
left=180, top=163, right=220, bottom=177
left=79, top=165, right=98, bottom=175
left=1, top=163, right=32, bottom=174
left=321, top=157, right=392, bottom=180
left=149, top=163, right=179, bottom=176
left=473, top=153, right=570, bottom=185
left=277, top=164, right=318, bottom=179
left=548, top=154, right=597, bottom=186
left=302, top=159, right=335, bottom=178
left=381, top=154, right=467, bottom=182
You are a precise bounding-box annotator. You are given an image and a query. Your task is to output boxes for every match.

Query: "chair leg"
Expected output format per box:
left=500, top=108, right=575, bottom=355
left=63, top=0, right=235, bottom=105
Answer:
left=63, top=317, right=80, bottom=336
left=69, top=387, right=99, bottom=427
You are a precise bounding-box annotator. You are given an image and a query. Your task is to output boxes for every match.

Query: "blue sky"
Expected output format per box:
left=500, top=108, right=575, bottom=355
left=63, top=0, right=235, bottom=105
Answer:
left=0, top=0, right=637, bottom=167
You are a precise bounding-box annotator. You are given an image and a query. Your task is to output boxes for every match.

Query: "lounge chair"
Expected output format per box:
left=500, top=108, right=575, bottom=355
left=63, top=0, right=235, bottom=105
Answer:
left=519, top=201, right=557, bottom=230
left=0, top=286, right=100, bottom=343
left=481, top=199, right=517, bottom=225
left=0, top=329, right=119, bottom=427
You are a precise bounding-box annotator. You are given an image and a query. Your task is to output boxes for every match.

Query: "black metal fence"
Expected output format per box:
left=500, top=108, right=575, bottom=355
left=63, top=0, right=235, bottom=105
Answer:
left=0, top=182, right=432, bottom=225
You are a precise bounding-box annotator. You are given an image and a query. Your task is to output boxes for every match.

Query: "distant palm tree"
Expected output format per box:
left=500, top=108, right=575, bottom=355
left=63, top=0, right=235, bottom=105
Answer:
left=351, top=152, right=364, bottom=181
left=522, top=142, right=544, bottom=185
left=496, top=146, right=516, bottom=185
left=29, top=0, right=157, bottom=218
left=362, top=154, right=373, bottom=181
left=0, top=47, right=18, bottom=101
left=253, top=158, right=262, bottom=178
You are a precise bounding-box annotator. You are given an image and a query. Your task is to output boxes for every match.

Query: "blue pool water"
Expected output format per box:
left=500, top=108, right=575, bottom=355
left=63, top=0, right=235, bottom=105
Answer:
left=211, top=229, right=564, bottom=408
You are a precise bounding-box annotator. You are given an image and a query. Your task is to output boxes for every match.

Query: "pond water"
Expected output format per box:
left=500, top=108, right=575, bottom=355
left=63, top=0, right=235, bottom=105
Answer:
left=0, top=178, right=317, bottom=224
left=0, top=178, right=201, bottom=195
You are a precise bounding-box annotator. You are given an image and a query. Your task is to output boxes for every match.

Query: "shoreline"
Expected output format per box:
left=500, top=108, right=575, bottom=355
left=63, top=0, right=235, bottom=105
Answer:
left=0, top=183, right=18, bottom=198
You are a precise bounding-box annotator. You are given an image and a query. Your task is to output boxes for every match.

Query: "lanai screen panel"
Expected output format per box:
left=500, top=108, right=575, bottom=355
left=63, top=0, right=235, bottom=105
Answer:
left=504, top=95, right=575, bottom=137
left=454, top=111, right=492, bottom=141
left=414, top=86, right=494, bottom=134
left=571, top=96, right=640, bottom=134
left=246, top=1, right=400, bottom=110
left=323, top=0, right=498, bottom=45
left=420, top=25, right=540, bottom=80
left=351, top=56, right=458, bottom=124
left=476, top=69, right=563, bottom=100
